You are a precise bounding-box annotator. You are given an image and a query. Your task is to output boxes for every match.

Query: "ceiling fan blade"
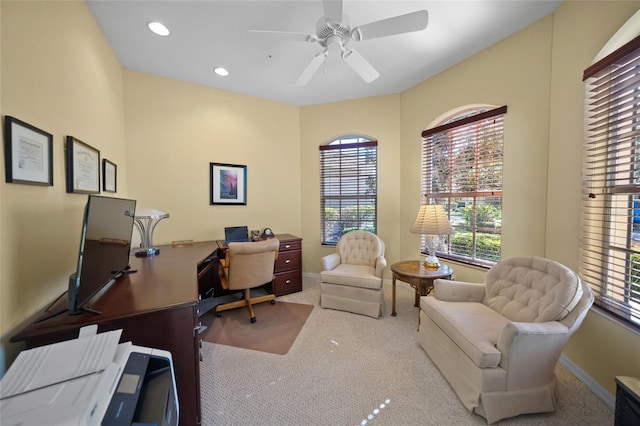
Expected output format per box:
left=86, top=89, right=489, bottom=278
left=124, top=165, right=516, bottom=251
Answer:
left=342, top=49, right=379, bottom=83
left=351, top=10, right=429, bottom=41
left=248, top=29, right=316, bottom=44
left=295, top=51, right=328, bottom=87
left=322, top=0, right=343, bottom=23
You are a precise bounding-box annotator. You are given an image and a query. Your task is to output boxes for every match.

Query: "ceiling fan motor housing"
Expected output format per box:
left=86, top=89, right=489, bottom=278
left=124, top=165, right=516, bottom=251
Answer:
left=316, top=16, right=352, bottom=49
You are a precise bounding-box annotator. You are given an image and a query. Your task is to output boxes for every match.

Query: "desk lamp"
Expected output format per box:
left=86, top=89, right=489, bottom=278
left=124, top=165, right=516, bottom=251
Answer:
left=129, top=207, right=169, bottom=257
left=410, top=204, right=452, bottom=268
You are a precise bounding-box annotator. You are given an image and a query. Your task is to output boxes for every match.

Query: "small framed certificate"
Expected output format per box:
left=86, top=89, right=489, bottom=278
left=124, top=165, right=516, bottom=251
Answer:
left=102, top=159, right=117, bottom=193
left=66, top=136, right=100, bottom=194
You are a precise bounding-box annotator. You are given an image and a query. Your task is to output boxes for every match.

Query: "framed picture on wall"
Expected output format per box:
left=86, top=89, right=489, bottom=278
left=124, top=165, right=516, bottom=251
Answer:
left=210, top=162, right=247, bottom=205
left=65, top=136, right=100, bottom=194
left=102, top=159, right=117, bottom=193
left=4, top=116, right=54, bottom=186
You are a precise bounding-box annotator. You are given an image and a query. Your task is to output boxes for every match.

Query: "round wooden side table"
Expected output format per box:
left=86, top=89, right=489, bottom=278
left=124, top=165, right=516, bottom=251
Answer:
left=390, top=261, right=453, bottom=316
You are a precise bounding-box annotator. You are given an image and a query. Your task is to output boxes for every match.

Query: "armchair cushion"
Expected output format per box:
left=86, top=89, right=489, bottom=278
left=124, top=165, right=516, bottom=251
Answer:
left=320, top=264, right=381, bottom=290
left=421, top=296, right=508, bottom=368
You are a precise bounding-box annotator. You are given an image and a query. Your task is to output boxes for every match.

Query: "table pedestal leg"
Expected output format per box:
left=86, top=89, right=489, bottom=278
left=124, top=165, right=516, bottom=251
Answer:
left=391, top=276, right=397, bottom=316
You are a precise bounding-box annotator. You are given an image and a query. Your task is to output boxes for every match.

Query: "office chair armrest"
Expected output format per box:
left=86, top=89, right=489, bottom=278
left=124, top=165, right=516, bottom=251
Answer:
left=322, top=253, right=340, bottom=271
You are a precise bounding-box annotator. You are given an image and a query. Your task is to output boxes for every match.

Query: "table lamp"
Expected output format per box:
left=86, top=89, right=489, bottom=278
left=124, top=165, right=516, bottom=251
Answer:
left=129, top=207, right=169, bottom=257
left=410, top=204, right=452, bottom=268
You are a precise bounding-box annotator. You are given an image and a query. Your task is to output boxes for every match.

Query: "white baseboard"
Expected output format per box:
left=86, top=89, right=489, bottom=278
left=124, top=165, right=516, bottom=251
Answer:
left=559, top=354, right=615, bottom=410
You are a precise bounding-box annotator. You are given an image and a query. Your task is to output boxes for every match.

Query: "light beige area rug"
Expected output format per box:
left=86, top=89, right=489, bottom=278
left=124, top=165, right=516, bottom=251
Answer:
left=199, top=301, right=314, bottom=355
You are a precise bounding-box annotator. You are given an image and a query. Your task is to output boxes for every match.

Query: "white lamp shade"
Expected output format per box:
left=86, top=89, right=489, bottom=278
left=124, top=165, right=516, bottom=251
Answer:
left=410, top=204, right=452, bottom=235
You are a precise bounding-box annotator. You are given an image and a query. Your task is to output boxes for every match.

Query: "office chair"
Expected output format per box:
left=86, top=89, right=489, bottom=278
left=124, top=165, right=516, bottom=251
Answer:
left=215, top=238, right=280, bottom=323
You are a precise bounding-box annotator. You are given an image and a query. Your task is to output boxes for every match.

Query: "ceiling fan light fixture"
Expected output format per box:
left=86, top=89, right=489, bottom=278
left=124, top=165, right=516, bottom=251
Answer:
left=214, top=67, right=229, bottom=77
left=147, top=22, right=170, bottom=37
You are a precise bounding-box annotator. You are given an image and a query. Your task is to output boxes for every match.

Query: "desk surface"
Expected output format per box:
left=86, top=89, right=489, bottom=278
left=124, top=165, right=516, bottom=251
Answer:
left=12, top=241, right=218, bottom=343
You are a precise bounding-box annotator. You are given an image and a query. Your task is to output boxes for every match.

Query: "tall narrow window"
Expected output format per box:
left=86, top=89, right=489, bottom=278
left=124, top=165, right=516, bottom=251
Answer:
left=320, top=136, right=377, bottom=245
left=421, top=106, right=507, bottom=267
left=581, top=35, right=640, bottom=326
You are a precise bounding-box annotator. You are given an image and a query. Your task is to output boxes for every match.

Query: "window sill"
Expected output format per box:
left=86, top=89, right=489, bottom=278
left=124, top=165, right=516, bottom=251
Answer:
left=425, top=253, right=493, bottom=270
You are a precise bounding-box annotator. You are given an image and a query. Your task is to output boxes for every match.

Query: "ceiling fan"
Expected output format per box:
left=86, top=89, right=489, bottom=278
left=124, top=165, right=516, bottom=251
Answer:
left=250, top=0, right=429, bottom=86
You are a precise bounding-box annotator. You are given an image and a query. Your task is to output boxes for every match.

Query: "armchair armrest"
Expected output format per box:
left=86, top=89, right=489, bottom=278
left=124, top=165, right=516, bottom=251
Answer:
left=321, top=253, right=340, bottom=271
left=496, top=321, right=570, bottom=388
left=433, top=279, right=485, bottom=302
left=375, top=256, right=387, bottom=278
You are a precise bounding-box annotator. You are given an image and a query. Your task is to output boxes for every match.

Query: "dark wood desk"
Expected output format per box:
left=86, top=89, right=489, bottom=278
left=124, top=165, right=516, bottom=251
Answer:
left=11, top=241, right=219, bottom=426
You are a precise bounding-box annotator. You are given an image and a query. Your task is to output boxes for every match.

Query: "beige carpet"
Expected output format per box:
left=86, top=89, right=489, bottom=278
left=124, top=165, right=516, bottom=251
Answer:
left=199, top=301, right=314, bottom=355
left=199, top=276, right=614, bottom=425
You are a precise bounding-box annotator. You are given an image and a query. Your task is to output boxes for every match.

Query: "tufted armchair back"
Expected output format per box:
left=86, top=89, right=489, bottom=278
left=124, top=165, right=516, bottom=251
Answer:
left=483, top=256, right=584, bottom=323
left=337, top=230, right=385, bottom=268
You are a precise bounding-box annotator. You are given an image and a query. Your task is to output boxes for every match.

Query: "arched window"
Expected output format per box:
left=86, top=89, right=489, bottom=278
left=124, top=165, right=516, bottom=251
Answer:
left=319, top=135, right=377, bottom=245
left=421, top=105, right=507, bottom=267
left=580, top=11, right=640, bottom=326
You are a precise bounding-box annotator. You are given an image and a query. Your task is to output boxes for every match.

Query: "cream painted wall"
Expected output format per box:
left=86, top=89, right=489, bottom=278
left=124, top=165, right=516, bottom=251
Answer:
left=400, top=13, right=554, bottom=283
left=123, top=71, right=301, bottom=245
left=299, top=95, right=402, bottom=275
left=0, top=0, right=128, bottom=368
left=546, top=0, right=640, bottom=395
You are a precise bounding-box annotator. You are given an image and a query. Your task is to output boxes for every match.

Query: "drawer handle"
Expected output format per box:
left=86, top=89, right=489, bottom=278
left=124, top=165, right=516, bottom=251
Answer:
left=285, top=244, right=291, bottom=249
left=285, top=279, right=291, bottom=284
left=285, top=259, right=291, bottom=263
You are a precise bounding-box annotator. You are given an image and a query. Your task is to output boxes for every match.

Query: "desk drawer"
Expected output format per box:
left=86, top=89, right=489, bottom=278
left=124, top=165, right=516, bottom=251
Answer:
left=279, top=239, right=301, bottom=252
left=273, top=270, right=302, bottom=296
left=275, top=250, right=301, bottom=272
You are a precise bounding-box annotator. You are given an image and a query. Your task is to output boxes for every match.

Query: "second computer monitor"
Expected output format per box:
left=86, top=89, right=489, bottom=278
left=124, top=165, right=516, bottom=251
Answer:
left=224, top=226, right=250, bottom=244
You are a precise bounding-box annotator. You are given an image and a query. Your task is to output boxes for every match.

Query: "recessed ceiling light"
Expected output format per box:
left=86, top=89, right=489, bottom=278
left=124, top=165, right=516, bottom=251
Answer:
left=148, top=22, right=170, bottom=36
left=214, top=67, right=229, bottom=77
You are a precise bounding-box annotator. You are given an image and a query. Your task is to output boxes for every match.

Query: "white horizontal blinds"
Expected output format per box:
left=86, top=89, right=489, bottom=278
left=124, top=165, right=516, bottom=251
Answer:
left=320, top=139, right=377, bottom=245
left=581, top=35, right=640, bottom=325
left=421, top=106, right=507, bottom=266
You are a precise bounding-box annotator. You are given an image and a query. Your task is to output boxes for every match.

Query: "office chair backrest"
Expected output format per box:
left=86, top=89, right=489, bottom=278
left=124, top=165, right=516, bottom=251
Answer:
left=225, top=239, right=280, bottom=290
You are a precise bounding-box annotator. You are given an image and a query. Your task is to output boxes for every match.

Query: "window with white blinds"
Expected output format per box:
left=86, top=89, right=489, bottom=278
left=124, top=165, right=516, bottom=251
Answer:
left=581, top=35, right=640, bottom=327
left=320, top=136, right=377, bottom=245
left=421, top=106, right=507, bottom=267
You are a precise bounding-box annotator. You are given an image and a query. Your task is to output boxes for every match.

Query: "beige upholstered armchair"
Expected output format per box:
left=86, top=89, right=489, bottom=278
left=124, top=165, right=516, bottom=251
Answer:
left=320, top=230, right=387, bottom=318
left=215, top=238, right=279, bottom=323
left=418, top=257, right=593, bottom=424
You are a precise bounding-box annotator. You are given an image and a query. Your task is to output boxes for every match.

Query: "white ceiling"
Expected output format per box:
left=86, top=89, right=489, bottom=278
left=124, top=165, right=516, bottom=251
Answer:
left=86, top=0, right=562, bottom=106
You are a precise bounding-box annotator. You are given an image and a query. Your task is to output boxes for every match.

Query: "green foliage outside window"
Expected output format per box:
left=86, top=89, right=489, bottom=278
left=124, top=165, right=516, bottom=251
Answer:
left=323, top=205, right=376, bottom=244
left=459, top=204, right=501, bottom=229
left=449, top=231, right=501, bottom=263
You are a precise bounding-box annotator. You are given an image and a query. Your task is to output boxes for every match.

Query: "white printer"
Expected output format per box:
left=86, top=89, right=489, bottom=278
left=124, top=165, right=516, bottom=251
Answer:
left=0, top=325, right=178, bottom=426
